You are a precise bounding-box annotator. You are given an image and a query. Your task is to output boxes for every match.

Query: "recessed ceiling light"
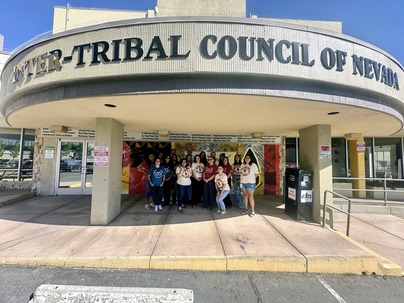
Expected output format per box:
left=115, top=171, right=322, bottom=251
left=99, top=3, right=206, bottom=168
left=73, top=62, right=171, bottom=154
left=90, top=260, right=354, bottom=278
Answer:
left=104, top=104, right=116, bottom=108
left=327, top=111, right=340, bottom=115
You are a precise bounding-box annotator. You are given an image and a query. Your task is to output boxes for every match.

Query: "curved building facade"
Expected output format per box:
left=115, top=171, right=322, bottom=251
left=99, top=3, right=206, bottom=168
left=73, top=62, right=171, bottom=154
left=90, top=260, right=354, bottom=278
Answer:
left=0, top=2, right=403, bottom=224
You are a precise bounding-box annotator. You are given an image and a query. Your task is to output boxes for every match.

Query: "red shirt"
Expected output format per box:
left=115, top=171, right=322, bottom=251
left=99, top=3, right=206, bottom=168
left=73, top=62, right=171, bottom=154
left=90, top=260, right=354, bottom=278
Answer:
left=223, top=164, right=232, bottom=176
left=203, top=164, right=218, bottom=179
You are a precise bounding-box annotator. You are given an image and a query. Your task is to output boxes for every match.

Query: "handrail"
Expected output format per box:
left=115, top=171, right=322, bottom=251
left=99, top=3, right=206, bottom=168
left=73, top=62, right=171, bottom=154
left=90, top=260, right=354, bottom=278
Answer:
left=333, top=175, right=404, bottom=206
left=323, top=190, right=352, bottom=237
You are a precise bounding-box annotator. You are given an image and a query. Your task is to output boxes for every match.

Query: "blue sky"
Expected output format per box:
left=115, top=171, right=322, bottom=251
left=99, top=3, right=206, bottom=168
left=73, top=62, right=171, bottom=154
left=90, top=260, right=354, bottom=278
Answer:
left=1, top=0, right=403, bottom=65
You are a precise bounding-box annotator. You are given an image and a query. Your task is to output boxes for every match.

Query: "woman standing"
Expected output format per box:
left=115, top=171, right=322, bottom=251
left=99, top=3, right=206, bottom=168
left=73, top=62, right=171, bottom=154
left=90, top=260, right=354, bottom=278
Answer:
left=138, top=153, right=155, bottom=209
left=191, top=154, right=204, bottom=207
left=176, top=158, right=192, bottom=213
left=199, top=151, right=207, bottom=165
left=240, top=155, right=259, bottom=217
left=222, top=156, right=233, bottom=208
left=171, top=153, right=179, bottom=203
left=162, top=155, right=173, bottom=206
left=214, top=166, right=230, bottom=214
left=203, top=156, right=218, bottom=210
left=148, top=158, right=165, bottom=212
left=232, top=154, right=244, bottom=209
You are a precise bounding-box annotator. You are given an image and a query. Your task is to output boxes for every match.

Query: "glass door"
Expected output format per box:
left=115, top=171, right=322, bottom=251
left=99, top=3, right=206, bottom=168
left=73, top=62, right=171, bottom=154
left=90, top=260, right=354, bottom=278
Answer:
left=56, top=140, right=94, bottom=194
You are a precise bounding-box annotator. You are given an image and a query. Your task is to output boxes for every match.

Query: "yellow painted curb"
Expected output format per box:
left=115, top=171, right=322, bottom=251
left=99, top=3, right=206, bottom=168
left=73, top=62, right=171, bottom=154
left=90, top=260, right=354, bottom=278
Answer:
left=0, top=257, right=38, bottom=266
left=326, top=228, right=402, bottom=276
left=151, top=256, right=226, bottom=271
left=64, top=256, right=151, bottom=269
left=306, top=255, right=380, bottom=275
left=226, top=256, right=306, bottom=272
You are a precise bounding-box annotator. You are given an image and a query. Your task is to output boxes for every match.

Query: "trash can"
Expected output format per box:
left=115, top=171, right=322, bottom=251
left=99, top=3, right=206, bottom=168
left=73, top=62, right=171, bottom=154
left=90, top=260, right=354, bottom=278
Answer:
left=284, top=168, right=313, bottom=221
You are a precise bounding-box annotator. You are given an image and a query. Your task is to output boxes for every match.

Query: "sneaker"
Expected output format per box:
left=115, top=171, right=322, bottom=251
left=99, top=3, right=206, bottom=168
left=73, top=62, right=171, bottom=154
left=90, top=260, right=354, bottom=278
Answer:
left=177, top=207, right=183, bottom=214
left=145, top=204, right=150, bottom=209
left=158, top=205, right=163, bottom=211
left=220, top=210, right=227, bottom=215
left=249, top=211, right=255, bottom=217
left=217, top=210, right=222, bottom=214
left=241, top=208, right=248, bottom=215
left=154, top=205, right=158, bottom=212
left=150, top=203, right=155, bottom=208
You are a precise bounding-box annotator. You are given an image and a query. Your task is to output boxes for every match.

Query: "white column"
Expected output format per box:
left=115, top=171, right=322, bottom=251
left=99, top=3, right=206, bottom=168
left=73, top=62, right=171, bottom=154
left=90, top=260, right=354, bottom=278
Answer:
left=91, top=118, right=124, bottom=225
left=299, top=125, right=333, bottom=223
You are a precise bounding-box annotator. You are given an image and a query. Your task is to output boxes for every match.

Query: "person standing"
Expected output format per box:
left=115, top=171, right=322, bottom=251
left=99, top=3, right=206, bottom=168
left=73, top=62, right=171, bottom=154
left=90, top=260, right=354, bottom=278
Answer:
left=222, top=156, right=233, bottom=208
left=171, top=153, right=179, bottom=203
left=176, top=158, right=192, bottom=213
left=148, top=158, right=165, bottom=212
left=161, top=155, right=173, bottom=206
left=214, top=166, right=230, bottom=214
left=191, top=154, right=204, bottom=207
left=240, top=155, right=259, bottom=217
left=138, top=153, right=155, bottom=209
left=232, top=154, right=244, bottom=209
left=199, top=151, right=207, bottom=165
left=203, top=156, right=218, bottom=210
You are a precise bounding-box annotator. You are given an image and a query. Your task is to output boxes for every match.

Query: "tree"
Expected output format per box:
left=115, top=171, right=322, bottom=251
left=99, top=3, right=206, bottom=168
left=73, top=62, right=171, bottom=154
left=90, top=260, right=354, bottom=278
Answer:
left=9, top=141, right=20, bottom=160
left=0, top=140, right=4, bottom=158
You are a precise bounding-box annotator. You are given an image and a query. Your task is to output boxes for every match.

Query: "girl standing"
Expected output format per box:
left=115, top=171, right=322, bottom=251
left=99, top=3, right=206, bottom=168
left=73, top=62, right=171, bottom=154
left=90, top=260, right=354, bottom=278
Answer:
left=148, top=158, right=165, bottom=212
left=222, top=156, right=233, bottom=208
left=191, top=154, right=204, bottom=207
left=232, top=154, right=244, bottom=209
left=240, top=155, right=259, bottom=217
left=214, top=166, right=230, bottom=214
left=162, top=155, right=173, bottom=206
left=176, top=158, right=192, bottom=213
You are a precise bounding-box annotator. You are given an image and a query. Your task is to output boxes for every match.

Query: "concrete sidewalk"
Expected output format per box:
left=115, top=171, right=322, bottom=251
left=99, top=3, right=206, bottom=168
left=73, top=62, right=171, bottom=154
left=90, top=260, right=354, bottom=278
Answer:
left=0, top=190, right=401, bottom=276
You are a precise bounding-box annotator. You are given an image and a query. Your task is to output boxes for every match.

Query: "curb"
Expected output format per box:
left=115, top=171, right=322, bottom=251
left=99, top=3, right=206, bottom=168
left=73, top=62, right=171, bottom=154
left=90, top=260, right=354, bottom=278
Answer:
left=0, top=192, right=36, bottom=207
left=327, top=227, right=403, bottom=276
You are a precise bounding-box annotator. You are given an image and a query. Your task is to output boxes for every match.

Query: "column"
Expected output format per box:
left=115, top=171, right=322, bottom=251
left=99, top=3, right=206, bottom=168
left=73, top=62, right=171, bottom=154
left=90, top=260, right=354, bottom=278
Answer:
left=348, top=136, right=366, bottom=198
left=299, top=125, right=332, bottom=223
left=91, top=118, right=124, bottom=225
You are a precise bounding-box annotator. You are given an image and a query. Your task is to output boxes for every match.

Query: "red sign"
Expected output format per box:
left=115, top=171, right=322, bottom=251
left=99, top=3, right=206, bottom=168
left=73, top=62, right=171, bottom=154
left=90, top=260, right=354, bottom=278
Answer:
left=356, top=141, right=366, bottom=153
left=94, top=146, right=109, bottom=167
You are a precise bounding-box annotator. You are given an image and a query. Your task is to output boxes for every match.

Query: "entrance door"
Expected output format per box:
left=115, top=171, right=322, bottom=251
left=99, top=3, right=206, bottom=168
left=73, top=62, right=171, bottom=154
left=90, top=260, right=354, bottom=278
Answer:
left=56, top=140, right=94, bottom=194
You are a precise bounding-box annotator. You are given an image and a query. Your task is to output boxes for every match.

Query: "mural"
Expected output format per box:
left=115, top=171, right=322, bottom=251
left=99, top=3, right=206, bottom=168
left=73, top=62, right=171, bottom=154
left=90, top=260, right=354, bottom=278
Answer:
left=122, top=141, right=280, bottom=196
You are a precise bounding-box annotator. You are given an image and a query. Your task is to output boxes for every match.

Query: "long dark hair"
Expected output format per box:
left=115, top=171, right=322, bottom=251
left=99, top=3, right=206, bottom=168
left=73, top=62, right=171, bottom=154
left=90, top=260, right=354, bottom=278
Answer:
left=233, top=154, right=242, bottom=166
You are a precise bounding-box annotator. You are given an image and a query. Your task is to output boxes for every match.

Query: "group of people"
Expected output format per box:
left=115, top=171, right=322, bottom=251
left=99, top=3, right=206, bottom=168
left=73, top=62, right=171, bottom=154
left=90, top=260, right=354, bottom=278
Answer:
left=138, top=149, right=259, bottom=217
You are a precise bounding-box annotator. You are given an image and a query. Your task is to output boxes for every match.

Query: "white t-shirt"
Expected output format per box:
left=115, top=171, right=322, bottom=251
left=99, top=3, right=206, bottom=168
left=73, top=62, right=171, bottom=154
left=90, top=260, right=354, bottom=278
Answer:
left=191, top=162, right=205, bottom=179
left=215, top=173, right=230, bottom=191
left=176, top=166, right=192, bottom=186
left=240, top=163, right=259, bottom=184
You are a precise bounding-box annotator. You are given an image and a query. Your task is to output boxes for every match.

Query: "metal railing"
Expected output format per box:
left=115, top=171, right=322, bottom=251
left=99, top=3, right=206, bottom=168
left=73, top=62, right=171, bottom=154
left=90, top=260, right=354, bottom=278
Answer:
left=322, top=190, right=352, bottom=236
left=332, top=174, right=404, bottom=206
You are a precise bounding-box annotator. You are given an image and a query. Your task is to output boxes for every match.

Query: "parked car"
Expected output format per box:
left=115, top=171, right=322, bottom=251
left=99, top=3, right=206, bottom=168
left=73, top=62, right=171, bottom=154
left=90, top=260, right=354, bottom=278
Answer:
left=60, top=160, right=72, bottom=172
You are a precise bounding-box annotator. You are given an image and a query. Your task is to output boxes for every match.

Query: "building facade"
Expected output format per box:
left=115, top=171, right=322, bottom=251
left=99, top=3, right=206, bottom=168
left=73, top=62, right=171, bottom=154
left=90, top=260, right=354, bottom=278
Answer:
left=1, top=1, right=403, bottom=224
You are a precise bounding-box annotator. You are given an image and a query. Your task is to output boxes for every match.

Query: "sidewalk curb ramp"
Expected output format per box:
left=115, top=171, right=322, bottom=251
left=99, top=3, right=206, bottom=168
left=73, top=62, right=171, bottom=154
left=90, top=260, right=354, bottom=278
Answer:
left=327, top=228, right=403, bottom=276
left=29, top=284, right=194, bottom=303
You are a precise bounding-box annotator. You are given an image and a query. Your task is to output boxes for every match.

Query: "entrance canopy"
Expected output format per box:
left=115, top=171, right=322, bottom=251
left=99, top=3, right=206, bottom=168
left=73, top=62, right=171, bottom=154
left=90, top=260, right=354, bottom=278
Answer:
left=1, top=17, right=403, bottom=137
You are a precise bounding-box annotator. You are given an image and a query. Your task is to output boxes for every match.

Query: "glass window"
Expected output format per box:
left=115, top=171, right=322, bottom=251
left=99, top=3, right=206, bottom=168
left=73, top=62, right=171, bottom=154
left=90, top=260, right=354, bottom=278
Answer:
left=0, top=128, right=35, bottom=180
left=285, top=138, right=298, bottom=167
left=364, top=138, right=373, bottom=178
left=373, top=138, right=402, bottom=178
left=332, top=138, right=347, bottom=177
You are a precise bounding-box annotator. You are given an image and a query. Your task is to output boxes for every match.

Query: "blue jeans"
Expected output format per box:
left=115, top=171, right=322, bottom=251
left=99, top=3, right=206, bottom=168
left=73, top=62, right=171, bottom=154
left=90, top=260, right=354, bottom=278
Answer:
left=145, top=179, right=153, bottom=199
left=177, top=184, right=191, bottom=208
left=216, top=190, right=229, bottom=211
left=151, top=185, right=163, bottom=206
left=203, top=179, right=216, bottom=208
left=233, top=180, right=244, bottom=208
